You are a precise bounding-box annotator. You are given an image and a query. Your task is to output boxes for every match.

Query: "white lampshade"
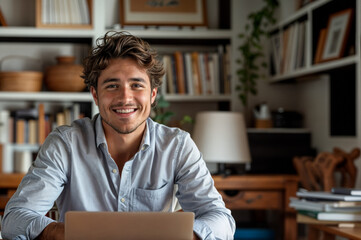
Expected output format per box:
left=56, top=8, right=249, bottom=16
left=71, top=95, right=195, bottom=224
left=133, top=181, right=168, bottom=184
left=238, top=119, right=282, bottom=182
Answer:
left=192, top=111, right=251, bottom=164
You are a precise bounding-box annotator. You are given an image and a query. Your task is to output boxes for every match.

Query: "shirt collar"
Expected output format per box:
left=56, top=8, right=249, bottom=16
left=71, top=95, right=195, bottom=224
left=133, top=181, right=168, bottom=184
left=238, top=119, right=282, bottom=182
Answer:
left=95, top=114, right=106, bottom=148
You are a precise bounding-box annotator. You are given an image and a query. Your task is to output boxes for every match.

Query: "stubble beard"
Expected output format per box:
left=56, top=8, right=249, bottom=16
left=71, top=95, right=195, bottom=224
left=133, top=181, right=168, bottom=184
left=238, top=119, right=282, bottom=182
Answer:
left=102, top=116, right=148, bottom=135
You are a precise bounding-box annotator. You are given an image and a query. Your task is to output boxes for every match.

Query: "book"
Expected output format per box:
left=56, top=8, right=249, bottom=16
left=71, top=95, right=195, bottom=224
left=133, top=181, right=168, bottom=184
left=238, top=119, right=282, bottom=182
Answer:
left=270, top=32, right=282, bottom=75
left=184, top=53, right=194, bottom=95
left=297, top=190, right=361, bottom=202
left=298, top=209, right=361, bottom=222
left=290, top=197, right=361, bottom=212
left=0, top=110, right=10, bottom=144
left=338, top=222, right=361, bottom=228
left=2, top=144, right=13, bottom=173
left=38, top=103, right=46, bottom=145
left=198, top=53, right=207, bottom=95
left=191, top=52, right=202, bottom=95
left=295, top=21, right=306, bottom=69
left=28, top=119, right=38, bottom=145
left=16, top=119, right=26, bottom=144
left=332, top=188, right=361, bottom=196
left=174, top=51, right=186, bottom=94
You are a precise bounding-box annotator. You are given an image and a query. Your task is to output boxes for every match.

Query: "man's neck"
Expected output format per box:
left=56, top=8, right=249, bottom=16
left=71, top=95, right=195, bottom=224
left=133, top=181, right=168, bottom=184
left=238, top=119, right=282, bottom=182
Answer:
left=103, top=121, right=146, bottom=170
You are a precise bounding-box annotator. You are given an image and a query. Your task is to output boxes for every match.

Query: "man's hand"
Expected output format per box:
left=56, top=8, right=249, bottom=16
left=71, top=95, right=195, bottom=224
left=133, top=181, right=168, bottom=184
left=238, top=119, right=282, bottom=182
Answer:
left=36, top=222, right=64, bottom=240
left=193, top=232, right=200, bottom=240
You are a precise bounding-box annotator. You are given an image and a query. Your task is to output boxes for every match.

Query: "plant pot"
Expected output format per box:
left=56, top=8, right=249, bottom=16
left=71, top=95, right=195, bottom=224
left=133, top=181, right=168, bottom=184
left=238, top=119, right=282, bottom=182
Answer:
left=45, top=56, right=85, bottom=92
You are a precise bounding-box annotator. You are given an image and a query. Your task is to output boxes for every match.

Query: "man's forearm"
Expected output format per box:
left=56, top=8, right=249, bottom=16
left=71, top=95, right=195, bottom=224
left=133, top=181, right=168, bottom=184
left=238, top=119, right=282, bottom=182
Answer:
left=36, top=222, right=64, bottom=240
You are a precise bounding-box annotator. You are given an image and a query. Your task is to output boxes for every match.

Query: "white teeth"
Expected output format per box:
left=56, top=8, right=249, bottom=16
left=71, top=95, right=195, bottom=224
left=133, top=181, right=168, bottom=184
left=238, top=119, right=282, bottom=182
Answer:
left=115, top=109, right=135, bottom=113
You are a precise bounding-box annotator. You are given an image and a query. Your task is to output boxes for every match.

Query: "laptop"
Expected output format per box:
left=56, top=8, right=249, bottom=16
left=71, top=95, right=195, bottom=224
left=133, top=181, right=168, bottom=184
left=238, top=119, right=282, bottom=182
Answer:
left=65, top=211, right=194, bottom=240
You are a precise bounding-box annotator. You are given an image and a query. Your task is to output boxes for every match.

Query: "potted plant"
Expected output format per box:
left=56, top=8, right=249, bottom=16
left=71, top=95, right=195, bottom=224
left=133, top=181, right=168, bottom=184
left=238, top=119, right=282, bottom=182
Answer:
left=236, top=0, right=279, bottom=107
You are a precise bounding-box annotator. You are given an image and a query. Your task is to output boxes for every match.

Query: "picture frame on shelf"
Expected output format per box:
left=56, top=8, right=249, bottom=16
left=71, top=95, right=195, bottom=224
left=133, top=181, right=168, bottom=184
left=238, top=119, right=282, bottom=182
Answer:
left=314, top=28, right=327, bottom=64
left=119, top=0, right=207, bottom=27
left=320, top=9, right=353, bottom=62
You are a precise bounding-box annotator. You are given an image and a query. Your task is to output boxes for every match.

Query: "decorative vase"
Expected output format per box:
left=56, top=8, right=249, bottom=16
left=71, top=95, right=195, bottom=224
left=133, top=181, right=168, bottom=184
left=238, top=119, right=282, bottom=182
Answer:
left=45, top=56, right=85, bottom=92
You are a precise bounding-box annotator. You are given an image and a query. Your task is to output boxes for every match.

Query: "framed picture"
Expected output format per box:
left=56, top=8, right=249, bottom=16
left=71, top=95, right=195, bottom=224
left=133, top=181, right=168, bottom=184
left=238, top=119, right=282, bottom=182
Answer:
left=320, top=9, right=353, bottom=62
left=120, top=0, right=207, bottom=27
left=314, top=28, right=327, bottom=64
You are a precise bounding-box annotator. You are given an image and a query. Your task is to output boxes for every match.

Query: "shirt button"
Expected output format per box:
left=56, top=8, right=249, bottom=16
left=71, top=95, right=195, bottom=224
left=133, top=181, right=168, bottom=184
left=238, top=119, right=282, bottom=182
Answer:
left=141, top=146, right=145, bottom=151
left=112, top=169, right=117, bottom=174
left=121, top=198, right=125, bottom=203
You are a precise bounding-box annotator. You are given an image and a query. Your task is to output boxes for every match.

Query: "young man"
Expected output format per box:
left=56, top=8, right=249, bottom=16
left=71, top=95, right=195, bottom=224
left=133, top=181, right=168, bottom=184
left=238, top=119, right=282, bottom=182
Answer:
left=2, top=31, right=235, bottom=240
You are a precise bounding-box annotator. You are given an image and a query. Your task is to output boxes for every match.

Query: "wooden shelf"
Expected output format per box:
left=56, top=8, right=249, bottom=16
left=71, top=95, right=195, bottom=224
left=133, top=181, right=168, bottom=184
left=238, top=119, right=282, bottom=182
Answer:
left=270, top=55, right=357, bottom=83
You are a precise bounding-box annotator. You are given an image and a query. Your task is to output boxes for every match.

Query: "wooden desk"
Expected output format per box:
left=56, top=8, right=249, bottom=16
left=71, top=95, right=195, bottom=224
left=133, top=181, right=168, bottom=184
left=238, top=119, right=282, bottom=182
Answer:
left=212, top=175, right=299, bottom=240
left=298, top=214, right=361, bottom=240
left=308, top=224, right=361, bottom=240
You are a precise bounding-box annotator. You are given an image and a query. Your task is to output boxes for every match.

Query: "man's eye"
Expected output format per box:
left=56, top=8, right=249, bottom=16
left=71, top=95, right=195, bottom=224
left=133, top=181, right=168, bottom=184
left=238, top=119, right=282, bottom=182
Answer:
left=106, top=84, right=117, bottom=89
left=132, top=83, right=143, bottom=88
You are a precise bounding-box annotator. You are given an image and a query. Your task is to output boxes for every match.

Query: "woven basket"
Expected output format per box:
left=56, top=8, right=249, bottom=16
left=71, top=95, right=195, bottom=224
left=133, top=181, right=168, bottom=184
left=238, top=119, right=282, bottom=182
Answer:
left=45, top=56, right=85, bottom=92
left=0, top=56, right=43, bottom=92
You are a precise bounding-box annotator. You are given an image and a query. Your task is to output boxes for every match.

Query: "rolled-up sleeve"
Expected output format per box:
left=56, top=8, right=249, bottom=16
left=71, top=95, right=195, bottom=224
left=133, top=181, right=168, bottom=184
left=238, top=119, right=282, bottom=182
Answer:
left=2, top=131, right=68, bottom=240
left=175, top=133, right=235, bottom=240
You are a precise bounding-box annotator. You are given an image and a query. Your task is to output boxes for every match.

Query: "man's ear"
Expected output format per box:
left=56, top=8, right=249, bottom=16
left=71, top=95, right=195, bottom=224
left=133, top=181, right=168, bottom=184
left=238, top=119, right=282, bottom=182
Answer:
left=90, top=86, right=98, bottom=106
left=151, top=88, right=158, bottom=105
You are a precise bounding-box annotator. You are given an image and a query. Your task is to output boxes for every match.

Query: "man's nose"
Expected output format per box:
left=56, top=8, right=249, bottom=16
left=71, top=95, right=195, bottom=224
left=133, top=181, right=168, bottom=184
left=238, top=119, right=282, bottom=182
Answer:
left=118, top=85, right=132, bottom=101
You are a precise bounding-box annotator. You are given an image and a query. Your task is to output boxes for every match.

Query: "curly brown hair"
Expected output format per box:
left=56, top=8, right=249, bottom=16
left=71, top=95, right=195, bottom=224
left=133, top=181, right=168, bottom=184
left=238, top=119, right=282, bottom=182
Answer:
left=82, top=31, right=164, bottom=91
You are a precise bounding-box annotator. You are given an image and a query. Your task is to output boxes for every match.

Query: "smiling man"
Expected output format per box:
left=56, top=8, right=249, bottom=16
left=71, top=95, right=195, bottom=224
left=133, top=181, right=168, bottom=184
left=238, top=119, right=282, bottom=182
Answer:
left=1, top=31, right=235, bottom=240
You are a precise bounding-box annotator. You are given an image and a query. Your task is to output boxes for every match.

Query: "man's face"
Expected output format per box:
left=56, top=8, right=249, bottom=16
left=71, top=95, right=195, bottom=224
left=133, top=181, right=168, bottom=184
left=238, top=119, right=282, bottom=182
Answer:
left=91, top=57, right=157, bottom=135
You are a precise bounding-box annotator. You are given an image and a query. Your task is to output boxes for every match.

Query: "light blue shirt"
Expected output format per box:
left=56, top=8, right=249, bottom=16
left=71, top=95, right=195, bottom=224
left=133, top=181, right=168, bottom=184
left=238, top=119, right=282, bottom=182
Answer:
left=2, top=115, right=235, bottom=240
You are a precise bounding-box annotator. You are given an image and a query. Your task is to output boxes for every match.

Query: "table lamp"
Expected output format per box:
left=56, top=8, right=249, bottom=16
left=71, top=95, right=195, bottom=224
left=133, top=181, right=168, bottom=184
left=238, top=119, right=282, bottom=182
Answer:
left=192, top=111, right=251, bottom=175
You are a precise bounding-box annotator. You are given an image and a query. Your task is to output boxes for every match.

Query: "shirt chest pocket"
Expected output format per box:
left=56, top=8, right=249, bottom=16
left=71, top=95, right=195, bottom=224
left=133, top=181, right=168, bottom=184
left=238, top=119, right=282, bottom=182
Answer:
left=131, top=183, right=174, bottom=212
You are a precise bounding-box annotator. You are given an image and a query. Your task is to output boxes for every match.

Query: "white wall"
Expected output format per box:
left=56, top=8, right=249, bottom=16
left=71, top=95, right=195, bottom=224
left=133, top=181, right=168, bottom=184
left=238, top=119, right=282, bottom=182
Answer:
left=231, top=0, right=299, bottom=123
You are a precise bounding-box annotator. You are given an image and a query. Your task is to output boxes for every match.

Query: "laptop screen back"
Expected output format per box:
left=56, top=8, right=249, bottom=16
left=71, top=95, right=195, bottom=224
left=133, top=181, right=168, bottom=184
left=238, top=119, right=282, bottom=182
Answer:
left=65, top=211, right=194, bottom=240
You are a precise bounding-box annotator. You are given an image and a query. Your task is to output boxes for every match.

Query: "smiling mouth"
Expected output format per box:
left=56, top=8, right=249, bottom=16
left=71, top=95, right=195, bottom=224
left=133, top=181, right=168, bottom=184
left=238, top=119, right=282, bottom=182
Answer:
left=114, top=108, right=137, bottom=114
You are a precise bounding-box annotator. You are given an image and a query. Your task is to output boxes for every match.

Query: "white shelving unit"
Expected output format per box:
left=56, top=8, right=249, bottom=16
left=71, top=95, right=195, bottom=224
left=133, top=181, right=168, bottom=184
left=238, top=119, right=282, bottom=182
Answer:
left=269, top=0, right=361, bottom=186
left=269, top=0, right=358, bottom=83
left=0, top=0, right=237, bottom=173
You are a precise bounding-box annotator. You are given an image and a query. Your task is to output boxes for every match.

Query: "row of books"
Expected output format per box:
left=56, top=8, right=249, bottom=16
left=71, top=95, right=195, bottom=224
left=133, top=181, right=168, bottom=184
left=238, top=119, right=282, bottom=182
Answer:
left=41, top=0, right=90, bottom=25
left=291, top=188, right=361, bottom=223
left=0, top=103, right=86, bottom=146
left=270, top=20, right=307, bottom=76
left=160, top=47, right=231, bottom=96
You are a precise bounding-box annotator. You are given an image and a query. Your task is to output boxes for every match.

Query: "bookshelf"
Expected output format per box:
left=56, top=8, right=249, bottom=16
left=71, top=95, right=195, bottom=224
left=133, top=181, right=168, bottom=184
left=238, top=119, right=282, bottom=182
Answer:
left=0, top=0, right=236, bottom=175
left=268, top=0, right=359, bottom=138
left=35, top=0, right=93, bottom=29
left=269, top=0, right=357, bottom=82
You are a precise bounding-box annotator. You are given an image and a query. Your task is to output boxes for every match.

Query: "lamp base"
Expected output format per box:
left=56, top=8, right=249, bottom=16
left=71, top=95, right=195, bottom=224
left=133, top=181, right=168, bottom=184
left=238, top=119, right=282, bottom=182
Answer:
left=214, top=163, right=248, bottom=177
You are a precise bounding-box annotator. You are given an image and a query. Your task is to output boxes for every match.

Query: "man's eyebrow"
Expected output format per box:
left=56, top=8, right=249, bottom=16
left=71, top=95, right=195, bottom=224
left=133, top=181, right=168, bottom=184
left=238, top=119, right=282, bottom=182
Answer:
left=130, top=77, right=146, bottom=83
left=101, top=78, right=119, bottom=85
left=101, top=77, right=147, bottom=85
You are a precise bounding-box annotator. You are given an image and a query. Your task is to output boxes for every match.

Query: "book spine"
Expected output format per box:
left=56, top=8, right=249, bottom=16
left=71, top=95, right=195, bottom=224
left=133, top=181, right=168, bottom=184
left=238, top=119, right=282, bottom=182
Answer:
left=298, top=210, right=319, bottom=219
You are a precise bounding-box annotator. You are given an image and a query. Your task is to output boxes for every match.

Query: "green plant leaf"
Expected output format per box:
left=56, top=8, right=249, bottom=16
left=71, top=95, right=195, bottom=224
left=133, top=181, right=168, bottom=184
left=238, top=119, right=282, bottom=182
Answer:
left=236, top=0, right=278, bottom=107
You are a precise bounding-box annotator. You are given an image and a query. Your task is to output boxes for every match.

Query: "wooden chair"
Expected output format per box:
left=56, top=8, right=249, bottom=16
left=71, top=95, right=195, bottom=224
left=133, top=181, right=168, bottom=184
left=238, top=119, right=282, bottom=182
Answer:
left=293, top=147, right=360, bottom=240
left=293, top=147, right=360, bottom=191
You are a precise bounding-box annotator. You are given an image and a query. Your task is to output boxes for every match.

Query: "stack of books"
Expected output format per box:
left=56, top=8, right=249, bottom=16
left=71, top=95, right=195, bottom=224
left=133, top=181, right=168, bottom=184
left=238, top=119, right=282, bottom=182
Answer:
left=291, top=188, right=361, bottom=223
